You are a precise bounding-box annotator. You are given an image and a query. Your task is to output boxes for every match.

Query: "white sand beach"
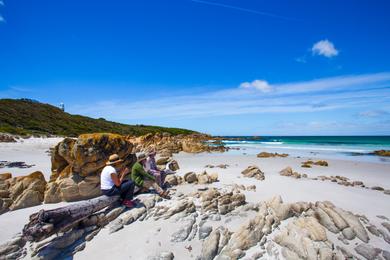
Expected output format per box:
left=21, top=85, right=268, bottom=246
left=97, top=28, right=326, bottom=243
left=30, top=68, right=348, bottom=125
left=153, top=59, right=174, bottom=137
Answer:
left=75, top=152, right=390, bottom=259
left=0, top=137, right=63, bottom=179
left=1, top=139, right=390, bottom=259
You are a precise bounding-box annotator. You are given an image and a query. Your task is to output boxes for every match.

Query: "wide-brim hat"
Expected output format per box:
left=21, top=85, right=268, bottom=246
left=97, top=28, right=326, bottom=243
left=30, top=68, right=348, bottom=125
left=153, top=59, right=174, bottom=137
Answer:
left=106, top=154, right=123, bottom=165
left=137, top=153, right=147, bottom=162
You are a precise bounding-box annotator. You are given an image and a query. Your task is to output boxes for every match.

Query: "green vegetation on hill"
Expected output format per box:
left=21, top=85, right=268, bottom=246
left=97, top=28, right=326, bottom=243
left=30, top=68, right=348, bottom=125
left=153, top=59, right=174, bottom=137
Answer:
left=0, top=99, right=197, bottom=137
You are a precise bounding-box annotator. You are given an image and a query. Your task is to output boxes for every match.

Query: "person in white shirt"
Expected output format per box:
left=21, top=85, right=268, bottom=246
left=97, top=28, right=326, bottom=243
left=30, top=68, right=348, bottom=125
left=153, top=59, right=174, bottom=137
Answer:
left=101, top=154, right=135, bottom=208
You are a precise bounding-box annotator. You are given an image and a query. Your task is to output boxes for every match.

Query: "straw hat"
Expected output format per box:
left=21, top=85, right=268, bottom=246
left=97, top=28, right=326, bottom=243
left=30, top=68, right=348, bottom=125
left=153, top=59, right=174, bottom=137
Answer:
left=137, top=153, right=147, bottom=162
left=106, top=154, right=123, bottom=166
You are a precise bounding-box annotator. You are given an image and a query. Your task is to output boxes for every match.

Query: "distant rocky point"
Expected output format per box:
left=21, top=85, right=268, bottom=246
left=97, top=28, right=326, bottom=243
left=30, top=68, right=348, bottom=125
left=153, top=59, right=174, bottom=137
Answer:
left=373, top=150, right=390, bottom=157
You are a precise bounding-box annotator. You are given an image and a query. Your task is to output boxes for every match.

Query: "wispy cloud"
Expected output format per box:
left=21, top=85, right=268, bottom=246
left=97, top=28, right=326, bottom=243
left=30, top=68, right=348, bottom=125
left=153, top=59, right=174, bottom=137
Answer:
left=312, top=39, right=339, bottom=58
left=70, top=72, right=390, bottom=121
left=191, top=0, right=297, bottom=21
left=0, top=0, right=5, bottom=23
left=295, top=56, right=307, bottom=63
left=358, top=110, right=389, bottom=118
left=239, top=80, right=273, bottom=93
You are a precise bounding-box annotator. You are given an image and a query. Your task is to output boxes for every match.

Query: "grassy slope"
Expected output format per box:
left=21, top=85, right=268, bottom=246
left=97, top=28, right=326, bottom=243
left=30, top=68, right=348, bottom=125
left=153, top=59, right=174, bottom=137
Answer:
left=0, top=99, right=196, bottom=137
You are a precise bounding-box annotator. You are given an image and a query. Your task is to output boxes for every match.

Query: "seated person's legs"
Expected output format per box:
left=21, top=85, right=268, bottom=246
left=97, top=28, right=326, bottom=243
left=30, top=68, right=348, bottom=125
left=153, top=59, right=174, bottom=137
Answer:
left=143, top=180, right=164, bottom=194
left=151, top=171, right=162, bottom=186
left=119, top=179, right=135, bottom=200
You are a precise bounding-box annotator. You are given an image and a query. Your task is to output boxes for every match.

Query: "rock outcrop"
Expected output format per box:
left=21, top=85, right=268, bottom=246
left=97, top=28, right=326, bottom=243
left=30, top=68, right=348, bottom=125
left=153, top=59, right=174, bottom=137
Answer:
left=257, top=152, right=288, bottom=158
left=45, top=133, right=136, bottom=203
left=279, top=166, right=303, bottom=179
left=0, top=133, right=17, bottom=143
left=373, top=150, right=390, bottom=157
left=241, top=166, right=265, bottom=180
left=212, top=196, right=389, bottom=260
left=0, top=171, right=46, bottom=213
left=127, top=133, right=226, bottom=157
left=301, top=160, right=329, bottom=167
left=281, top=169, right=390, bottom=195
left=3, top=187, right=390, bottom=260
left=200, top=188, right=246, bottom=215
left=165, top=171, right=218, bottom=186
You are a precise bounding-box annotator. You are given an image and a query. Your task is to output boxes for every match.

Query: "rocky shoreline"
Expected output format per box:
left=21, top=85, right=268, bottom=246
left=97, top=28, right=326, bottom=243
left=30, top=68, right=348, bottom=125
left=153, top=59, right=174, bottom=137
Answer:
left=0, top=133, right=389, bottom=259
left=1, top=189, right=389, bottom=259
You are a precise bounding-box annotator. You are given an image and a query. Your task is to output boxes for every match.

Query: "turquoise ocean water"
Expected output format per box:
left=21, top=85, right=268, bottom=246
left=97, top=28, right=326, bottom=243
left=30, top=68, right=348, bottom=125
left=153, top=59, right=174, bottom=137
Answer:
left=218, top=136, right=390, bottom=163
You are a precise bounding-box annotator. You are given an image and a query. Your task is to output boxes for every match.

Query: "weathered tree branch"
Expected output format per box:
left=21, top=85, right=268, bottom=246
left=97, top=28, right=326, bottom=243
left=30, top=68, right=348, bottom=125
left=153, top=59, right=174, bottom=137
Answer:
left=22, top=195, right=120, bottom=242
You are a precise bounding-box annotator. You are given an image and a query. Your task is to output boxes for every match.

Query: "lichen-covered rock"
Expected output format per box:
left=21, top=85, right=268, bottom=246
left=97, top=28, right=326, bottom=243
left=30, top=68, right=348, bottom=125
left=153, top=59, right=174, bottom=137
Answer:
left=45, top=133, right=136, bottom=202
left=314, top=160, right=329, bottom=166
left=241, top=166, right=265, bottom=180
left=127, top=133, right=226, bottom=155
left=0, top=173, right=12, bottom=181
left=279, top=167, right=302, bottom=178
left=257, top=152, right=288, bottom=158
left=301, top=163, right=312, bottom=168
left=374, top=150, right=390, bottom=157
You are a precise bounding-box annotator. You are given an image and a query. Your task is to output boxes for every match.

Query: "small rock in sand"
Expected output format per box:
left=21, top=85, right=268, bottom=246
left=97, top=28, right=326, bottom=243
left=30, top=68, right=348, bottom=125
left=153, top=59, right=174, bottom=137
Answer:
left=156, top=157, right=170, bottom=165
left=241, top=166, right=265, bottom=180
left=354, top=243, right=382, bottom=259
left=147, top=251, right=174, bottom=260
left=371, top=186, right=385, bottom=191
left=184, top=172, right=198, bottom=183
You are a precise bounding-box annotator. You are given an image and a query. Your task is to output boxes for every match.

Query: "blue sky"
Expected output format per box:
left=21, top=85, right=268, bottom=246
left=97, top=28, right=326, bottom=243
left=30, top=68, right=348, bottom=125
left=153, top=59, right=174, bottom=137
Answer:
left=0, top=0, right=390, bottom=135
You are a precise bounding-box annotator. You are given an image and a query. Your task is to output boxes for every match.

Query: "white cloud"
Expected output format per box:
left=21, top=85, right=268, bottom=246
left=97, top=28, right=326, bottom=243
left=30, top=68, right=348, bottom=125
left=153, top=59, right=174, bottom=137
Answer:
left=312, top=39, right=339, bottom=58
left=239, top=80, right=273, bottom=92
left=0, top=15, right=4, bottom=23
left=239, top=72, right=390, bottom=94
left=0, top=1, right=4, bottom=6
left=69, top=72, right=390, bottom=120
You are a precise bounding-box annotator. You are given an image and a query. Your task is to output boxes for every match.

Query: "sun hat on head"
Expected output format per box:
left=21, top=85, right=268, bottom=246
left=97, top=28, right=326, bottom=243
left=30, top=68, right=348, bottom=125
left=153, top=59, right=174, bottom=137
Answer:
left=137, top=153, right=147, bottom=162
left=146, top=148, right=157, bottom=156
left=106, top=154, right=123, bottom=166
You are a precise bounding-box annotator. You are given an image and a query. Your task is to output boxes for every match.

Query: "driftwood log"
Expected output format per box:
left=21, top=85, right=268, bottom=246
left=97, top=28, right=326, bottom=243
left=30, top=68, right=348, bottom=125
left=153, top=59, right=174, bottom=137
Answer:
left=22, top=195, right=120, bottom=242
